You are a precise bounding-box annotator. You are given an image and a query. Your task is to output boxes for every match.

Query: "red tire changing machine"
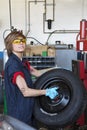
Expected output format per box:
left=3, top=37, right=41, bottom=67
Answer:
left=72, top=19, right=87, bottom=126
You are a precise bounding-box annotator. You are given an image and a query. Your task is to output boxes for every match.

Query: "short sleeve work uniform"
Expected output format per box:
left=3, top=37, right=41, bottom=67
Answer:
left=4, top=53, right=34, bottom=125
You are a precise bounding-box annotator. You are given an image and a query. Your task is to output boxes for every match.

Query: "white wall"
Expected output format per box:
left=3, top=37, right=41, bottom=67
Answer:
left=0, top=0, right=87, bottom=51
left=0, top=0, right=10, bottom=51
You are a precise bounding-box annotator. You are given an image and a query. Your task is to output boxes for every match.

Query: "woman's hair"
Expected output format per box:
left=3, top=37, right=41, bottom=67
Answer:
left=4, top=30, right=26, bottom=57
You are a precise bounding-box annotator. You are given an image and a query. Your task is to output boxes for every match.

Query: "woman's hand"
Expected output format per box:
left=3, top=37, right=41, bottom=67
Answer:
left=30, top=66, right=41, bottom=77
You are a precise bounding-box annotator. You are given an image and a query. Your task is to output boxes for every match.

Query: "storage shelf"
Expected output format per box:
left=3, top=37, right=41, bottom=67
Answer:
left=22, top=56, right=55, bottom=70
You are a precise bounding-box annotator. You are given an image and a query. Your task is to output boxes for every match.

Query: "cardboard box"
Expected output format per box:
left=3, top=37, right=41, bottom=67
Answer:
left=24, top=45, right=48, bottom=56
left=48, top=46, right=55, bottom=57
left=24, top=45, right=55, bottom=57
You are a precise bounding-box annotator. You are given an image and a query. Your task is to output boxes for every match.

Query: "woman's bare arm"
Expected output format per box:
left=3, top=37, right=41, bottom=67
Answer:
left=16, top=75, right=46, bottom=97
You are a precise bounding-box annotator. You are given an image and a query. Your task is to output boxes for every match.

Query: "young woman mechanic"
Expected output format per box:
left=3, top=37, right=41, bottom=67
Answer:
left=4, top=30, right=58, bottom=126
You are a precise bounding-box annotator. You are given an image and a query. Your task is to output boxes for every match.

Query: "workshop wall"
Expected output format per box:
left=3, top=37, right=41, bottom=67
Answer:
left=0, top=0, right=87, bottom=51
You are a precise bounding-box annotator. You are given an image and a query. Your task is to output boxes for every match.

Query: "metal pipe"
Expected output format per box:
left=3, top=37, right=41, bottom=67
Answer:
left=25, top=0, right=27, bottom=35
left=26, top=0, right=44, bottom=36
left=46, top=29, right=79, bottom=45
left=9, top=0, right=12, bottom=30
left=26, top=0, right=79, bottom=35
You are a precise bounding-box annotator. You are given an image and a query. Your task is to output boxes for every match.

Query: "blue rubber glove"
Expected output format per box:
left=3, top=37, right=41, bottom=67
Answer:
left=45, top=87, right=58, bottom=99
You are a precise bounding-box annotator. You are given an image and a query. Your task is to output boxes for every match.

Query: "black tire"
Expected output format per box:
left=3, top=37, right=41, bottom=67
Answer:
left=33, top=68, right=87, bottom=128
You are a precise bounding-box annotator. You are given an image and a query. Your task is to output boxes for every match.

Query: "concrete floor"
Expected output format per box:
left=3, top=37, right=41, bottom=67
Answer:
left=0, top=105, right=87, bottom=130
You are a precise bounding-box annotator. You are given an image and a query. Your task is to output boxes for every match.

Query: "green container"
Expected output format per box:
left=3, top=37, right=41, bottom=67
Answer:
left=42, top=51, right=48, bottom=56
left=3, top=90, right=7, bottom=114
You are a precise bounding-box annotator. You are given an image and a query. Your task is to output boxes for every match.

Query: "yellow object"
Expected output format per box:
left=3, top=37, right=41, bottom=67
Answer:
left=12, top=39, right=26, bottom=44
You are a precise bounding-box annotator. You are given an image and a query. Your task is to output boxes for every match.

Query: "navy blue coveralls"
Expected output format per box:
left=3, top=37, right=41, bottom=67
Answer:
left=4, top=53, right=34, bottom=125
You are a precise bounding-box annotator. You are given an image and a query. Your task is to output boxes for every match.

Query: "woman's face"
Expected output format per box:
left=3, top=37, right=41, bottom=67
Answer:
left=12, top=37, right=26, bottom=53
